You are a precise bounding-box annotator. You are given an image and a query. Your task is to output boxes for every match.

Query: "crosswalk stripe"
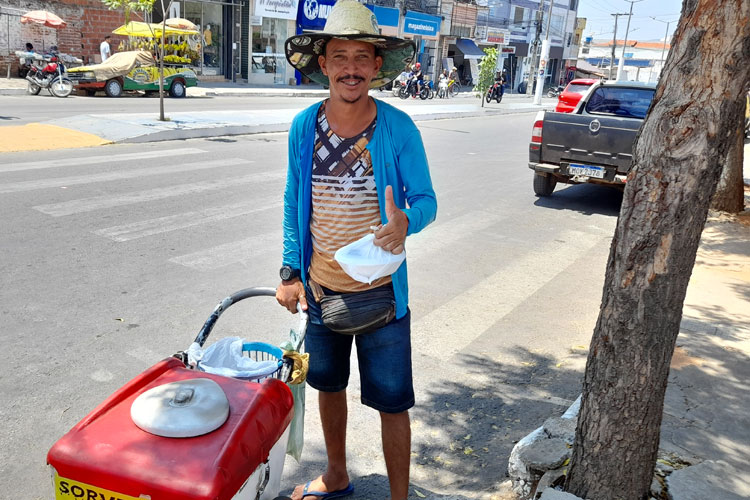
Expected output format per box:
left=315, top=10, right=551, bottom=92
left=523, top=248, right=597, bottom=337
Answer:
left=33, top=170, right=285, bottom=217
left=406, top=210, right=511, bottom=258
left=169, top=230, right=281, bottom=271
left=0, top=148, right=207, bottom=174
left=95, top=200, right=283, bottom=242
left=0, top=158, right=249, bottom=194
left=411, top=230, right=605, bottom=361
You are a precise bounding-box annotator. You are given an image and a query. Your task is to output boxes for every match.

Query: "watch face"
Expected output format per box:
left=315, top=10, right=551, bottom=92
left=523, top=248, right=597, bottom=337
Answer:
left=280, top=267, right=291, bottom=280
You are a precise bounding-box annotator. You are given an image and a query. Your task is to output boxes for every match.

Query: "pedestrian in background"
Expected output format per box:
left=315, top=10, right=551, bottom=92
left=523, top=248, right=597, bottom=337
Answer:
left=279, top=1, right=437, bottom=498
left=100, top=35, right=111, bottom=62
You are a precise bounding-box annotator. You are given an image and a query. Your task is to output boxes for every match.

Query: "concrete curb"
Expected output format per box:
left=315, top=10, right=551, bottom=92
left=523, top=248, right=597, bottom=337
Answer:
left=42, top=103, right=553, bottom=146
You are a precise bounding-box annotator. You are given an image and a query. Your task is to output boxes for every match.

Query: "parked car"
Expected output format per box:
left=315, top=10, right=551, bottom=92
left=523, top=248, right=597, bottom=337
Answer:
left=67, top=51, right=197, bottom=98
left=555, top=78, right=598, bottom=113
left=529, top=80, right=657, bottom=196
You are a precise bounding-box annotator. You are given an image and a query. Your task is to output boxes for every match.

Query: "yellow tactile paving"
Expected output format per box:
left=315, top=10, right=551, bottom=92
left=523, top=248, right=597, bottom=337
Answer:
left=0, top=123, right=110, bottom=152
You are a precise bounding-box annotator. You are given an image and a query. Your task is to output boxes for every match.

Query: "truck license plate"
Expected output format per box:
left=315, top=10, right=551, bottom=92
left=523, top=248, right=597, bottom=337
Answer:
left=568, top=164, right=605, bottom=179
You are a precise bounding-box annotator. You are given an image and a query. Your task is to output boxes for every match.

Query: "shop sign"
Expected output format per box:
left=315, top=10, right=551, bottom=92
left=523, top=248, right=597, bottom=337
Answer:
left=297, top=0, right=336, bottom=30
left=500, top=46, right=515, bottom=54
left=486, top=28, right=510, bottom=44
left=403, top=11, right=440, bottom=38
left=366, top=5, right=399, bottom=28
left=255, top=0, right=299, bottom=21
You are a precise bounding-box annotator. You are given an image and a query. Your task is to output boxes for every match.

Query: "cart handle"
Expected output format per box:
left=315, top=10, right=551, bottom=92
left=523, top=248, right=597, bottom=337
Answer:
left=192, top=287, right=308, bottom=350
left=193, top=287, right=276, bottom=347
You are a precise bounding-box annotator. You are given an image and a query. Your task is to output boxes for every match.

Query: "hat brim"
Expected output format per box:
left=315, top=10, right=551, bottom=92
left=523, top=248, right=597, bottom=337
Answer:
left=285, top=33, right=416, bottom=89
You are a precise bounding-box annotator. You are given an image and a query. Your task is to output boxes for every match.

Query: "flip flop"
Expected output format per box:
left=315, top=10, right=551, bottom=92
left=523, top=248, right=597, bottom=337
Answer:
left=300, top=481, right=354, bottom=500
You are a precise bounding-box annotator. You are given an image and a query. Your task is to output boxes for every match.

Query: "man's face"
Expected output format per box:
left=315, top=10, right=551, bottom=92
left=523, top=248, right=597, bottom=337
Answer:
left=319, top=38, right=383, bottom=104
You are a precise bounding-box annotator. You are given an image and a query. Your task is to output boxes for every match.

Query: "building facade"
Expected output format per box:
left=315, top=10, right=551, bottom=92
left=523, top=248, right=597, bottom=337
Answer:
left=1, top=0, right=141, bottom=75
left=579, top=38, right=672, bottom=83
left=2, top=0, right=580, bottom=89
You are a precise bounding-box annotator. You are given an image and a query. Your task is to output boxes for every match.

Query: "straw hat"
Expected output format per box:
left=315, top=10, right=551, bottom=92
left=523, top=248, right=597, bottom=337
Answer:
left=285, top=0, right=416, bottom=89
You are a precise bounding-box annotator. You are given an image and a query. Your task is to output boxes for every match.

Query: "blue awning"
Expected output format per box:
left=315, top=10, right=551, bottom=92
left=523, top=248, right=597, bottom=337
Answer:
left=455, top=38, right=485, bottom=59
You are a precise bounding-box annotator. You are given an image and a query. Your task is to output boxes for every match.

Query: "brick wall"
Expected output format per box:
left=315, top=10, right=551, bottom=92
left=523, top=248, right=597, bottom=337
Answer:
left=1, top=0, right=143, bottom=77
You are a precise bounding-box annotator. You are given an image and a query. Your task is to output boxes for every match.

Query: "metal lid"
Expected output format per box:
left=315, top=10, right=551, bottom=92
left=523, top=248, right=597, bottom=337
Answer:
left=130, top=378, right=229, bottom=438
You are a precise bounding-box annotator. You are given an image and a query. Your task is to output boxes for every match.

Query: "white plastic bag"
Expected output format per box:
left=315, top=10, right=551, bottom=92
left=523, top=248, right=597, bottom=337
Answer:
left=334, top=233, right=405, bottom=284
left=197, top=337, right=279, bottom=380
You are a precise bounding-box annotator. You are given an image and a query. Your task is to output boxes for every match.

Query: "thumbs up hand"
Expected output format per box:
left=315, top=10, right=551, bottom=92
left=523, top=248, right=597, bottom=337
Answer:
left=373, top=185, right=409, bottom=254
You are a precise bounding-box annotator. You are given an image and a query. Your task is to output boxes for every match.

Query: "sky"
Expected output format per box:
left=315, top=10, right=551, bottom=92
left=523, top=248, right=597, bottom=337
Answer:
left=576, top=0, right=684, bottom=42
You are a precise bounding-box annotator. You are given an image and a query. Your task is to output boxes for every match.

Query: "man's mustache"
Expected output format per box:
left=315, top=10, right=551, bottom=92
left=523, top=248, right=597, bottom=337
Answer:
left=337, top=74, right=366, bottom=82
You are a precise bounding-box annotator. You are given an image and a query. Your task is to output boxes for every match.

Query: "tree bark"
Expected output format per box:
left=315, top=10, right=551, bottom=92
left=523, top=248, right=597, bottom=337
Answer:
left=710, top=121, right=745, bottom=212
left=565, top=1, right=750, bottom=499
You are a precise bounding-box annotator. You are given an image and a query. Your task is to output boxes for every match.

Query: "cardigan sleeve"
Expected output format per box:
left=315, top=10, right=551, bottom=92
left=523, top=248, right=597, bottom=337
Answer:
left=282, top=116, right=302, bottom=269
left=398, top=127, right=437, bottom=236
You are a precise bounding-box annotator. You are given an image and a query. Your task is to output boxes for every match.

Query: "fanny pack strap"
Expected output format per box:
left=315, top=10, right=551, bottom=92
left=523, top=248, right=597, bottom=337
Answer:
left=308, top=278, right=325, bottom=303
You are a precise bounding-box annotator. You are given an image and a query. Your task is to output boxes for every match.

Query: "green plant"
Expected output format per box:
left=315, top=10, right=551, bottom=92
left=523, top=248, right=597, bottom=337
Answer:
left=473, top=47, right=498, bottom=107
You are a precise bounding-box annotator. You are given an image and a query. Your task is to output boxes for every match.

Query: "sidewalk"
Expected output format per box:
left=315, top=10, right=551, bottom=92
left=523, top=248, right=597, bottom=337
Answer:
left=0, top=77, right=555, bottom=151
left=512, top=152, right=750, bottom=500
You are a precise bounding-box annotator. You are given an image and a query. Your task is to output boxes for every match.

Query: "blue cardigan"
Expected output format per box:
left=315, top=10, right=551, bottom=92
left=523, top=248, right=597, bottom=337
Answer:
left=282, top=98, right=437, bottom=319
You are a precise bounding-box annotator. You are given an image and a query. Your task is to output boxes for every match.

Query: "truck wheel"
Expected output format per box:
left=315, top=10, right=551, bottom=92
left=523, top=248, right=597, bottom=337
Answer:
left=169, top=80, right=186, bottom=98
left=105, top=79, right=123, bottom=97
left=533, top=173, right=556, bottom=197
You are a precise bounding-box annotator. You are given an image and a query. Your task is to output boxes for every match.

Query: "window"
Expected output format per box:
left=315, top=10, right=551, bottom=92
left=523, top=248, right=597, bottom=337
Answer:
left=252, top=18, right=287, bottom=83
left=585, top=87, right=656, bottom=119
left=565, top=82, right=593, bottom=95
left=569, top=0, right=578, bottom=10
left=551, top=14, right=564, bottom=37
left=513, top=6, right=525, bottom=26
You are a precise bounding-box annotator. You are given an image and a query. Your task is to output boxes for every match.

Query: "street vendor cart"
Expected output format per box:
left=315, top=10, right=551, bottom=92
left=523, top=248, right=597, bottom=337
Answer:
left=67, top=21, right=200, bottom=97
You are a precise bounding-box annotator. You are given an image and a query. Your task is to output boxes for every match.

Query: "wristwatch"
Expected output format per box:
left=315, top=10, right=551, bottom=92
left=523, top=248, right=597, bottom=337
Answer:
left=279, top=265, right=301, bottom=282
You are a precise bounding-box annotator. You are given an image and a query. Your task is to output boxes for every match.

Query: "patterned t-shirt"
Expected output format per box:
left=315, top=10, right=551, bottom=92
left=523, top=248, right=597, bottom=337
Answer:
left=308, top=103, right=391, bottom=292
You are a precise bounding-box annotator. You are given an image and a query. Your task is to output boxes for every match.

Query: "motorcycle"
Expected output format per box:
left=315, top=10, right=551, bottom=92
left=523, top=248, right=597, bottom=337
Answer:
left=547, top=85, right=565, bottom=98
left=437, top=76, right=449, bottom=99
left=398, top=77, right=429, bottom=100
left=26, top=52, right=73, bottom=98
left=485, top=81, right=504, bottom=103
left=392, top=72, right=408, bottom=97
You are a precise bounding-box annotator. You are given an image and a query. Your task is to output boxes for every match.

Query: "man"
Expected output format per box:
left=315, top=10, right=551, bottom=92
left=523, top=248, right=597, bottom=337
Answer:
left=413, top=62, right=423, bottom=96
left=279, top=1, right=437, bottom=499
left=100, top=35, right=111, bottom=62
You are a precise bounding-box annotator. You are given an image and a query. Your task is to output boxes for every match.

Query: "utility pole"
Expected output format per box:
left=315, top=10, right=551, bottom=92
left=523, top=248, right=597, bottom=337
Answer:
left=616, top=0, right=643, bottom=80
left=650, top=16, right=673, bottom=80
left=533, top=0, right=554, bottom=104
left=526, top=0, right=545, bottom=96
left=609, top=13, right=627, bottom=80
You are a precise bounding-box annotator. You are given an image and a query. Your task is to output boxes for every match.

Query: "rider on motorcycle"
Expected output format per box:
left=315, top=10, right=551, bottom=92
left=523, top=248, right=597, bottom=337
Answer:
left=413, top=62, right=424, bottom=96
left=494, top=70, right=506, bottom=99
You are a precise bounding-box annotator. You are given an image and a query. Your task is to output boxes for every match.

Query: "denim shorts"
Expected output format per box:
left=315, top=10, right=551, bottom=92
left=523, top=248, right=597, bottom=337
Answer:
left=304, top=286, right=414, bottom=414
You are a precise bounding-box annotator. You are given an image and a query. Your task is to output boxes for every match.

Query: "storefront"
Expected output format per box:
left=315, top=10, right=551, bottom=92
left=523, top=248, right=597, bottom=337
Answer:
left=368, top=5, right=399, bottom=37
left=170, top=0, right=241, bottom=78
left=402, top=11, right=441, bottom=81
left=293, top=0, right=335, bottom=85
left=248, top=0, right=298, bottom=84
left=448, top=38, right=483, bottom=85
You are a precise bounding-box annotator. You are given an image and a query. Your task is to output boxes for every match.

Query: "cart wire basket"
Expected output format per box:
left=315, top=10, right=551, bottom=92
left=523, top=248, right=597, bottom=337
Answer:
left=179, top=287, right=307, bottom=384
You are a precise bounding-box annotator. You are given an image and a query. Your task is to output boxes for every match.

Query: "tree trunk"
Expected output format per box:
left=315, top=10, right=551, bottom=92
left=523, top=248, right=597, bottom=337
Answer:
left=710, top=121, right=745, bottom=212
left=565, top=1, right=750, bottom=499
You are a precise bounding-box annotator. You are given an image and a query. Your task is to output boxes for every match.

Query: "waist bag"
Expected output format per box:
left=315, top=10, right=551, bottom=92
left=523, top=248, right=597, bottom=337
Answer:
left=312, top=281, right=396, bottom=335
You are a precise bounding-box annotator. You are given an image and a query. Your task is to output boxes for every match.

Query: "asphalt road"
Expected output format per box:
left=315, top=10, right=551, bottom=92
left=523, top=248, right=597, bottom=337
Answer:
left=0, top=111, right=624, bottom=499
